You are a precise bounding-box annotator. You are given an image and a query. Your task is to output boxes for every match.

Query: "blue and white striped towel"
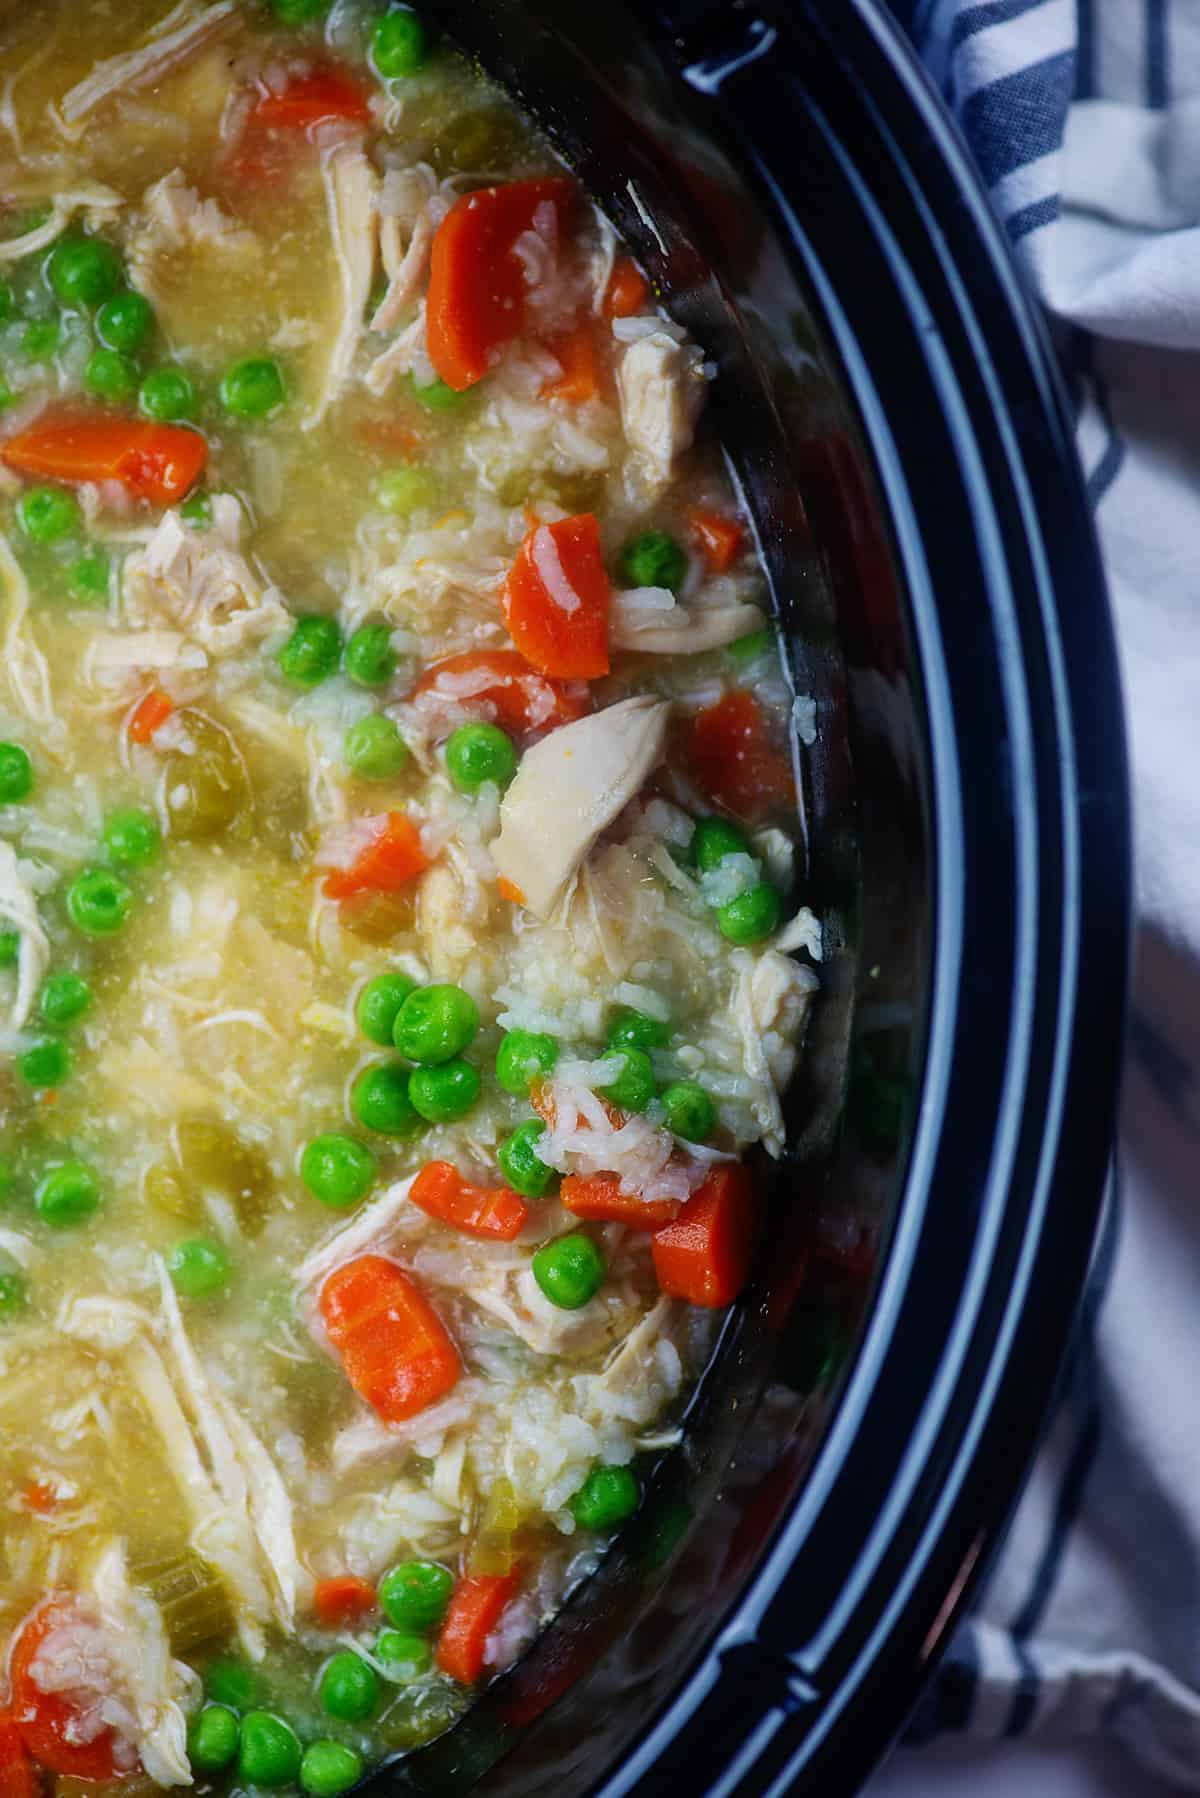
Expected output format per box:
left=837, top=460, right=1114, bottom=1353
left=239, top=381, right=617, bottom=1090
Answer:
left=888, top=1, right=1200, bottom=1789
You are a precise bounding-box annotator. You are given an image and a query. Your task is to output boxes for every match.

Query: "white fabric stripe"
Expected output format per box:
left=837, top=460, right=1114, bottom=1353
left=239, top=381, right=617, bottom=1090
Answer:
left=988, top=147, right=1061, bottom=218
left=948, top=0, right=1076, bottom=104
left=1093, top=0, right=1148, bottom=105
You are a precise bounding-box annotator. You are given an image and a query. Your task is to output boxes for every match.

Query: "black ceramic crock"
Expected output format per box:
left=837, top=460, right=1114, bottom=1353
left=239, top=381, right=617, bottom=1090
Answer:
left=376, top=1, right=1132, bottom=1792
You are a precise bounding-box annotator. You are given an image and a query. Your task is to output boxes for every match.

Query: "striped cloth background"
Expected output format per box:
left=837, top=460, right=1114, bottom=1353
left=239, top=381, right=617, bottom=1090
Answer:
left=883, top=2, right=1200, bottom=1788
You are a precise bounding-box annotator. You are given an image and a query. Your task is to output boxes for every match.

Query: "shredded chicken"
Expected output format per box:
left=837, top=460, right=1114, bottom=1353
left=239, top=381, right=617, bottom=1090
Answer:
left=472, top=1266, right=636, bottom=1358
left=123, top=498, right=289, bottom=654
left=61, top=2, right=239, bottom=124
left=309, top=141, right=380, bottom=428
left=575, top=1296, right=684, bottom=1429
left=364, top=304, right=428, bottom=397
left=129, top=167, right=256, bottom=290
left=0, top=531, right=53, bottom=726
left=0, top=180, right=122, bottom=263
left=615, top=322, right=708, bottom=492
left=297, top=1174, right=419, bottom=1294
left=0, top=842, right=49, bottom=1032
left=372, top=163, right=455, bottom=337
left=416, top=853, right=487, bottom=979
left=87, top=1540, right=199, bottom=1788
left=734, top=949, right=820, bottom=1156
left=611, top=588, right=764, bottom=655
left=492, top=696, right=672, bottom=917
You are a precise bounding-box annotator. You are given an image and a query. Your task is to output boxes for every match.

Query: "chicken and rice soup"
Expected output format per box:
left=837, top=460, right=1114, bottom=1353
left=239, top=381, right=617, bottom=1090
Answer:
left=0, top=2, right=820, bottom=1790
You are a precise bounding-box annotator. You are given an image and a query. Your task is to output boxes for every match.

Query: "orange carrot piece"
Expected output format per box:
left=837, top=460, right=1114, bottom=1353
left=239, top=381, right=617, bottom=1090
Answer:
left=687, top=690, right=793, bottom=823
left=322, top=813, right=430, bottom=901
left=604, top=256, right=650, bottom=320
left=3, top=416, right=207, bottom=507
left=540, top=323, right=600, bottom=404
left=127, top=687, right=175, bottom=745
left=320, top=1254, right=461, bottom=1424
left=20, top=1482, right=57, bottom=1517
left=9, top=1605, right=125, bottom=1781
left=253, top=66, right=370, bottom=130
left=426, top=178, right=576, bottom=391
left=561, top=1171, right=680, bottom=1231
left=502, top=513, right=610, bottom=680
left=410, top=1161, right=530, bottom=1242
left=312, top=1575, right=377, bottom=1628
left=436, top=1572, right=521, bottom=1685
left=651, top=1164, right=757, bottom=1308
left=413, top=649, right=587, bottom=738
left=0, top=1712, right=40, bottom=1798
left=689, top=506, right=746, bottom=574
left=497, top=876, right=526, bottom=906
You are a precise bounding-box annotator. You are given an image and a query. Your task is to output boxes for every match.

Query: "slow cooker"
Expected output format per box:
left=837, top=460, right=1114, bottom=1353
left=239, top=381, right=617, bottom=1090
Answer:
left=374, top=0, right=1132, bottom=1790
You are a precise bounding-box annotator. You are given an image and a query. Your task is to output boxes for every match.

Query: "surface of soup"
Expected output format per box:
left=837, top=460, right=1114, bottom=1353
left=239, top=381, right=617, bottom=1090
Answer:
left=0, top=3, right=820, bottom=1790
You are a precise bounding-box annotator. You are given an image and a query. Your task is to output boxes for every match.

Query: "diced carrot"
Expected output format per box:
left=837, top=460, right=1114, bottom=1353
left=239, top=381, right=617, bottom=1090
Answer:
left=413, top=650, right=588, bottom=738
left=497, top=876, right=526, bottom=906
left=312, top=1575, right=377, bottom=1629
left=9, top=1604, right=126, bottom=1781
left=603, top=256, right=649, bottom=320
left=436, top=1572, right=521, bottom=1686
left=409, top=1161, right=530, bottom=1242
left=127, top=687, right=175, bottom=745
left=561, top=1171, right=680, bottom=1231
left=320, top=1255, right=461, bottom=1424
left=502, top=514, right=610, bottom=680
left=426, top=178, right=576, bottom=391
left=688, top=506, right=745, bottom=574
left=540, top=323, right=600, bottom=404
left=20, top=1481, right=57, bottom=1517
left=687, top=690, right=793, bottom=823
left=3, top=415, right=207, bottom=507
left=322, top=813, right=430, bottom=901
left=253, top=66, right=370, bottom=131
left=651, top=1164, right=757, bottom=1308
left=0, top=1711, right=40, bottom=1798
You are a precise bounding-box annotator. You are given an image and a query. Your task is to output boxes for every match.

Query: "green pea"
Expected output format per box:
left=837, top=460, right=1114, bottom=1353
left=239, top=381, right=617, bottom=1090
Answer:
left=716, top=882, right=782, bottom=944
left=0, top=742, right=33, bottom=803
left=102, top=806, right=161, bottom=868
left=497, top=1119, right=556, bottom=1199
left=70, top=548, right=110, bottom=600
left=378, top=1560, right=454, bottom=1631
left=85, top=347, right=137, bottom=402
left=97, top=289, right=153, bottom=353
left=318, top=1650, right=379, bottom=1722
left=39, top=971, right=92, bottom=1027
left=392, top=984, right=478, bottom=1066
left=445, top=723, right=516, bottom=793
left=300, top=1133, right=376, bottom=1208
left=17, top=486, right=77, bottom=544
left=409, top=373, right=466, bottom=412
left=532, top=1231, right=605, bottom=1310
left=660, top=1080, right=716, bottom=1143
left=345, top=713, right=409, bottom=779
left=300, top=1742, right=364, bottom=1798
left=601, top=1047, right=655, bottom=1114
left=271, top=0, right=329, bottom=20
left=47, top=236, right=121, bottom=307
left=494, top=1029, right=557, bottom=1097
left=220, top=356, right=286, bottom=418
left=728, top=628, right=772, bottom=667
left=376, top=1630, right=432, bottom=1682
left=372, top=8, right=428, bottom=77
left=606, top=1007, right=669, bottom=1053
left=19, top=1038, right=70, bottom=1089
left=205, top=1656, right=262, bottom=1713
left=356, top=972, right=416, bottom=1046
left=619, top=530, right=688, bottom=593
left=0, top=1269, right=27, bottom=1317
left=408, top=1058, right=480, bottom=1123
left=168, top=1237, right=233, bottom=1299
left=350, top=1062, right=424, bottom=1137
left=569, top=1463, right=641, bottom=1531
left=35, top=1160, right=101, bottom=1228
left=344, top=622, right=396, bottom=687
left=67, top=868, right=133, bottom=936
left=278, top=614, right=342, bottom=687
left=237, top=1712, right=302, bottom=1788
left=0, top=932, right=18, bottom=968
left=21, top=319, right=60, bottom=361
left=690, top=815, right=751, bottom=873
left=179, top=491, right=212, bottom=529
left=187, top=1704, right=240, bottom=1773
left=139, top=366, right=197, bottom=423
left=376, top=466, right=436, bottom=515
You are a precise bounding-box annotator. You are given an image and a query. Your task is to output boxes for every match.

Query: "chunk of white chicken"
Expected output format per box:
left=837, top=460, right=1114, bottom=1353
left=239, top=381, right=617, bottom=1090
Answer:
left=615, top=322, right=708, bottom=493
left=132, top=166, right=256, bottom=267
left=297, top=1173, right=419, bottom=1295
left=611, top=587, right=764, bottom=655
left=492, top=696, right=672, bottom=917
left=0, top=842, right=49, bottom=1031
left=0, top=531, right=53, bottom=726
left=61, top=2, right=239, bottom=123
left=734, top=948, right=820, bottom=1156
left=123, top=497, right=289, bottom=655
left=416, top=851, right=488, bottom=980
left=86, top=1539, right=199, bottom=1788
left=308, top=141, right=380, bottom=428
left=574, top=1296, right=684, bottom=1431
